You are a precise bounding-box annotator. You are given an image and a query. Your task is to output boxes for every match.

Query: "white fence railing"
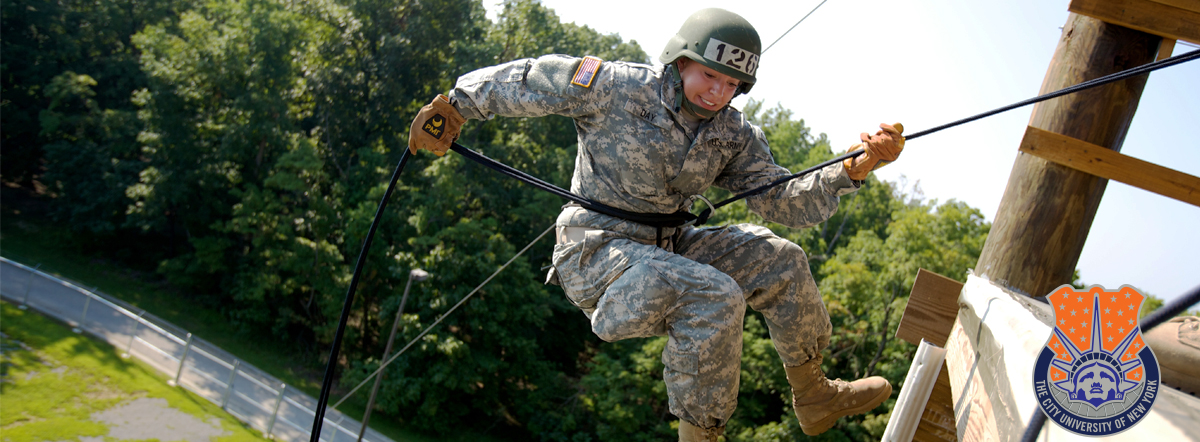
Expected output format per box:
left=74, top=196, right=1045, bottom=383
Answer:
left=0, top=256, right=394, bottom=442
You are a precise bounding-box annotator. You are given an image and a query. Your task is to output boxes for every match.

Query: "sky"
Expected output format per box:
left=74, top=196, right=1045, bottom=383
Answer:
left=482, top=0, right=1200, bottom=303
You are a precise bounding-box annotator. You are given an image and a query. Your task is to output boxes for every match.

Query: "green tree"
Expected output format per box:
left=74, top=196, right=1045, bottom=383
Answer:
left=337, top=1, right=655, bottom=436
left=2, top=0, right=196, bottom=268
left=812, top=199, right=988, bottom=440
left=2, top=0, right=190, bottom=189
left=38, top=72, right=143, bottom=234
left=129, top=0, right=320, bottom=301
left=3, top=1, right=1005, bottom=440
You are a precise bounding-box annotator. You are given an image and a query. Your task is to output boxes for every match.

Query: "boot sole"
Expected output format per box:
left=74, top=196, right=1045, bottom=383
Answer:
left=799, top=382, right=894, bottom=436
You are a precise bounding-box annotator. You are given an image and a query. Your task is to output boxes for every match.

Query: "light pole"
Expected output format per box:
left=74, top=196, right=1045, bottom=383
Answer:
left=357, top=268, right=429, bottom=442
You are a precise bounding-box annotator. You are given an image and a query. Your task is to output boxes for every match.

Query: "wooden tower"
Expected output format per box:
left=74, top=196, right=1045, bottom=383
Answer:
left=886, top=1, right=1200, bottom=441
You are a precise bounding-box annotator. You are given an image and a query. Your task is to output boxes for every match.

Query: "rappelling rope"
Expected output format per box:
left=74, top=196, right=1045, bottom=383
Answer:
left=310, top=149, right=413, bottom=441
left=446, top=49, right=1200, bottom=228
left=695, top=48, right=1200, bottom=221
left=905, top=49, right=1200, bottom=141
left=763, top=0, right=829, bottom=54
left=330, top=224, right=556, bottom=410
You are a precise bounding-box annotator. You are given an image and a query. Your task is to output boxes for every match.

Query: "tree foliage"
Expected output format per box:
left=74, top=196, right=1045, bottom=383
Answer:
left=2, top=0, right=191, bottom=235
left=4, top=1, right=993, bottom=440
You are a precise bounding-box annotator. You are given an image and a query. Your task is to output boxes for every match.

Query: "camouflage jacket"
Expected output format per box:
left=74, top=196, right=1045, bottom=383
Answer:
left=447, top=54, right=859, bottom=230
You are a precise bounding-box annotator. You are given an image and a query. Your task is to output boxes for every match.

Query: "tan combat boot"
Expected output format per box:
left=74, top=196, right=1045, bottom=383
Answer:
left=678, top=420, right=723, bottom=442
left=785, top=355, right=892, bottom=436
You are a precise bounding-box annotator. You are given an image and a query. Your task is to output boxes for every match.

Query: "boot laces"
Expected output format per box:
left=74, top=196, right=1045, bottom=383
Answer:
left=828, top=378, right=858, bottom=406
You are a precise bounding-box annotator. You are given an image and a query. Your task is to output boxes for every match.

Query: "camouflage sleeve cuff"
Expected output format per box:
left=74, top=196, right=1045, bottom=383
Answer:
left=447, top=93, right=478, bottom=120
left=822, top=162, right=861, bottom=197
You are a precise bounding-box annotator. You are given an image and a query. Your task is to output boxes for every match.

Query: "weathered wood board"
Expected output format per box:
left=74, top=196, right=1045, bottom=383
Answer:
left=1018, top=126, right=1200, bottom=207
left=1070, top=0, right=1200, bottom=44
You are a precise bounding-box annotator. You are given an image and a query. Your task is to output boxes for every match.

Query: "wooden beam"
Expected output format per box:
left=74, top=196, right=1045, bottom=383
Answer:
left=1149, top=0, right=1200, bottom=13
left=892, top=269, right=962, bottom=442
left=1158, top=38, right=1177, bottom=61
left=1019, top=126, right=1200, bottom=207
left=1070, top=0, right=1200, bottom=45
left=976, top=14, right=1158, bottom=299
left=946, top=318, right=1004, bottom=442
left=896, top=269, right=964, bottom=347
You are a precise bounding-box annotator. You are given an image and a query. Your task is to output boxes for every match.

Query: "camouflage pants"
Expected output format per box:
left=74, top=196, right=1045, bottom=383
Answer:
left=552, top=210, right=832, bottom=429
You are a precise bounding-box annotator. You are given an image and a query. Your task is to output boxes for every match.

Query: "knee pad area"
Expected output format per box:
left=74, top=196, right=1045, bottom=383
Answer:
left=590, top=258, right=744, bottom=343
left=590, top=261, right=677, bottom=342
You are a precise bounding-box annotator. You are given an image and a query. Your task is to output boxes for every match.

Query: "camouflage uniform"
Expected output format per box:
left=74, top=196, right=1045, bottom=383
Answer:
left=447, top=54, right=859, bottom=429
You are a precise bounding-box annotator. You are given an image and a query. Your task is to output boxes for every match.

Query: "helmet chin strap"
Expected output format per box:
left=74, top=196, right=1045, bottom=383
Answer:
left=681, top=94, right=720, bottom=119
left=670, top=64, right=722, bottom=120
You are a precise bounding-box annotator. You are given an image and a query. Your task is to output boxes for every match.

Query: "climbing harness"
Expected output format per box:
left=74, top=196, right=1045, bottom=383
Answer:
left=450, top=144, right=700, bottom=227
left=309, top=48, right=1199, bottom=440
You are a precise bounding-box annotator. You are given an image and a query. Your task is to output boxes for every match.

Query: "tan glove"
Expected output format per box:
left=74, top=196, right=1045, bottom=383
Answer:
left=843, top=122, right=904, bottom=180
left=408, top=94, right=466, bottom=156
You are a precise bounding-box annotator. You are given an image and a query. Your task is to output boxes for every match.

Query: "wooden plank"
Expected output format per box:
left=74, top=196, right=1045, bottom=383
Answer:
left=913, top=424, right=955, bottom=442
left=1149, top=0, right=1200, bottom=12
left=1019, top=126, right=1200, bottom=207
left=885, top=340, right=948, bottom=442
left=896, top=269, right=964, bottom=347
left=1070, top=0, right=1200, bottom=45
left=946, top=319, right=1002, bottom=442
left=1157, top=38, right=1177, bottom=61
left=912, top=362, right=957, bottom=442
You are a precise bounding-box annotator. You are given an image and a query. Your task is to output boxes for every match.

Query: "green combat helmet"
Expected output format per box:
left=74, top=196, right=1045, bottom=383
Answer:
left=660, top=8, right=761, bottom=96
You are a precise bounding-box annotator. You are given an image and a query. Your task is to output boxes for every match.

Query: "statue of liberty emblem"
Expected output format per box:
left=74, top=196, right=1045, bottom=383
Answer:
left=1032, top=285, right=1160, bottom=436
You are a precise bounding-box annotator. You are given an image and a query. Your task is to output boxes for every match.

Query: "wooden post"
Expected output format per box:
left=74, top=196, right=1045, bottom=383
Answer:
left=975, top=12, right=1160, bottom=298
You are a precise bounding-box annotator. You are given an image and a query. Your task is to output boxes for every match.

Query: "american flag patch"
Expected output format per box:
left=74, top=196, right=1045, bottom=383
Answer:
left=571, top=56, right=602, bottom=88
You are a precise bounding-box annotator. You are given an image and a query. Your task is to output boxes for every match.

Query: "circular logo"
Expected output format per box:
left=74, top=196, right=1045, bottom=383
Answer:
left=1033, top=285, right=1161, bottom=436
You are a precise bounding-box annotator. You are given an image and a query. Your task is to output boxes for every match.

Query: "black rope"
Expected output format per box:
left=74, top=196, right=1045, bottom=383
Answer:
left=697, top=48, right=1200, bottom=222
left=310, top=149, right=413, bottom=442
left=762, top=0, right=830, bottom=54
left=1141, top=285, right=1200, bottom=331
left=450, top=49, right=1200, bottom=230
left=905, top=48, right=1200, bottom=141
left=1020, top=283, right=1200, bottom=441
left=1020, top=409, right=1048, bottom=442
left=699, top=149, right=860, bottom=220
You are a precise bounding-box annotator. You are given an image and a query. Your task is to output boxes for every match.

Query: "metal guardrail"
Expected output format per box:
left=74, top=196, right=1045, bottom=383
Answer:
left=0, top=256, right=394, bottom=442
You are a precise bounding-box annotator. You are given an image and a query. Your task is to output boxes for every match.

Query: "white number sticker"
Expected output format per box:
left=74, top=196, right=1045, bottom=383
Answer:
left=702, top=38, right=759, bottom=77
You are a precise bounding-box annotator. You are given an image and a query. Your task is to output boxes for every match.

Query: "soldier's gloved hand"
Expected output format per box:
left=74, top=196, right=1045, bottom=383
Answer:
left=843, top=123, right=904, bottom=180
left=408, top=94, right=466, bottom=156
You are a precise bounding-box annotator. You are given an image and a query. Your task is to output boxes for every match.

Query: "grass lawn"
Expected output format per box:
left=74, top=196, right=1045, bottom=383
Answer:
left=1, top=198, right=509, bottom=442
left=0, top=301, right=267, bottom=442
left=0, top=210, right=323, bottom=394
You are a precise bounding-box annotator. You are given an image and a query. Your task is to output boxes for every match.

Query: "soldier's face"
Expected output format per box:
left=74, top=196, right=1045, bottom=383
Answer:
left=677, top=59, right=740, bottom=112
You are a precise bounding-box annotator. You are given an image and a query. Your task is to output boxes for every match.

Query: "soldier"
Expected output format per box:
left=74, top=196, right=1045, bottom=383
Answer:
left=408, top=8, right=903, bottom=442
